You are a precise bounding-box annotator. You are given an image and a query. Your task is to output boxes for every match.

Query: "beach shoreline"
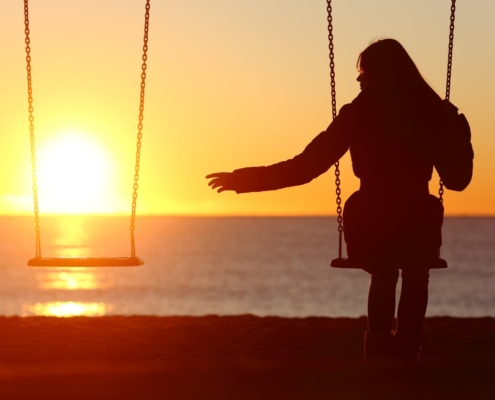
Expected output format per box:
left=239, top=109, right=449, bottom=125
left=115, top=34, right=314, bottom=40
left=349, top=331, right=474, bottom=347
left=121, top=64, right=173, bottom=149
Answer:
left=0, top=315, right=494, bottom=399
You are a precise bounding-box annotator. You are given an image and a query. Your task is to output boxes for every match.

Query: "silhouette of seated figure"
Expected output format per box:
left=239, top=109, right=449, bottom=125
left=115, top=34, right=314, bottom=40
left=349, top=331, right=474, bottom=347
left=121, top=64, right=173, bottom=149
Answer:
left=206, top=39, right=473, bottom=360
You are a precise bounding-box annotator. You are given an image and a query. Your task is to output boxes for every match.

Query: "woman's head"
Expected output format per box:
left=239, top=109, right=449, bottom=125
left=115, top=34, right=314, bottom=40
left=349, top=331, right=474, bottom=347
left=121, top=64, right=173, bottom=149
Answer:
left=356, top=38, right=441, bottom=105
left=357, top=39, right=424, bottom=88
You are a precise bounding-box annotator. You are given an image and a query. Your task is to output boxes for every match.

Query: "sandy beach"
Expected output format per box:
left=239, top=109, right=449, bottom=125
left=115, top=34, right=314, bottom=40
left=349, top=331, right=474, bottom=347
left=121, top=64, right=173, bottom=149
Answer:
left=0, top=316, right=494, bottom=399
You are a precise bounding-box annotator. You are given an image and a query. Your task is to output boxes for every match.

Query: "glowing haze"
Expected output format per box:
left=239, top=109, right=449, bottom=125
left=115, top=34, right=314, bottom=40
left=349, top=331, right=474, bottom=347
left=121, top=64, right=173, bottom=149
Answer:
left=0, top=0, right=493, bottom=215
left=35, top=130, right=116, bottom=214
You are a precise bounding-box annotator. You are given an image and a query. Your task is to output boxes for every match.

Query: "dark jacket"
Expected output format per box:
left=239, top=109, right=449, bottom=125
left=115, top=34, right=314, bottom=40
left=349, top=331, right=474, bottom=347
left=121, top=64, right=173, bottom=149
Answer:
left=230, top=87, right=473, bottom=196
left=229, top=87, right=474, bottom=259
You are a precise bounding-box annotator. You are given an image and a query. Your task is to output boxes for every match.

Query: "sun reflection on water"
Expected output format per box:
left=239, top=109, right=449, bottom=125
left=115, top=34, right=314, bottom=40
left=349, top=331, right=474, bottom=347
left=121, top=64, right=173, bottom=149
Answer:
left=37, top=268, right=113, bottom=290
left=52, top=216, right=91, bottom=257
left=22, top=302, right=111, bottom=317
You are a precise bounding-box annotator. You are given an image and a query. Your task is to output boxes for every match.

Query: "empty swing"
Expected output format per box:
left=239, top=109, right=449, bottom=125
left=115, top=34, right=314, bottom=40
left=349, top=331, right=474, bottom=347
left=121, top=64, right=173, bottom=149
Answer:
left=24, top=0, right=151, bottom=267
left=326, top=0, right=458, bottom=270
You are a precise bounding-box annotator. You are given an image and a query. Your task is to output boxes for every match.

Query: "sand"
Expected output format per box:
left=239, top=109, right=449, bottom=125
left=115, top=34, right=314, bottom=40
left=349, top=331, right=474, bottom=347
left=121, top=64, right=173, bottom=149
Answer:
left=0, top=316, right=494, bottom=399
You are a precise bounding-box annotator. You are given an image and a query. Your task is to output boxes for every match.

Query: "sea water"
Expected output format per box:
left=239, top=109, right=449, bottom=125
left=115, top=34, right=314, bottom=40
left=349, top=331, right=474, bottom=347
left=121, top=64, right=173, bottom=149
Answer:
left=0, top=216, right=493, bottom=317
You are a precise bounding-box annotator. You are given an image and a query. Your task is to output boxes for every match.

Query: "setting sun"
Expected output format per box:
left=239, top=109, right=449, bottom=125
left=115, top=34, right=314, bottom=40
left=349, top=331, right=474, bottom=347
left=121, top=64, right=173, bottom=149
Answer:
left=36, top=130, right=116, bottom=214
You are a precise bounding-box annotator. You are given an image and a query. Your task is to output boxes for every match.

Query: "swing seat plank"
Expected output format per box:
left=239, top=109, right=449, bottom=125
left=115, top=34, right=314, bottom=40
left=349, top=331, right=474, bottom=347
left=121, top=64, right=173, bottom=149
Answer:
left=28, top=257, right=144, bottom=267
left=330, top=257, right=448, bottom=270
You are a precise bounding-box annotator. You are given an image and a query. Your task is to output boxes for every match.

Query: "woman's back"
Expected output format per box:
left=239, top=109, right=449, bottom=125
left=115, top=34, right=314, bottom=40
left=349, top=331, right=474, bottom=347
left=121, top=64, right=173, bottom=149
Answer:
left=348, top=85, right=443, bottom=196
left=343, top=82, right=449, bottom=262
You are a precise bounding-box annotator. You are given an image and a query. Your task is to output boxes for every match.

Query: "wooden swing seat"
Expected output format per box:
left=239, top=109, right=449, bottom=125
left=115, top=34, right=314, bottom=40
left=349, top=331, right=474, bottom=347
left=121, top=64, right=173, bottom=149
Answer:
left=28, top=257, right=144, bottom=267
left=330, top=257, right=448, bottom=270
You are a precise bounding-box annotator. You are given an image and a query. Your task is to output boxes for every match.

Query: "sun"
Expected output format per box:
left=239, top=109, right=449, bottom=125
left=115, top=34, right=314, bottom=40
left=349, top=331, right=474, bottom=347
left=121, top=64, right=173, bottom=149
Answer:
left=36, top=130, right=116, bottom=214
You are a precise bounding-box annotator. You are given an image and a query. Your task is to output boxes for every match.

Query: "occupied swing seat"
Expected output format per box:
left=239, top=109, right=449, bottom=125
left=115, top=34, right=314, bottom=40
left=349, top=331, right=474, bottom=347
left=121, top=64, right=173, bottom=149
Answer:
left=331, top=188, right=447, bottom=270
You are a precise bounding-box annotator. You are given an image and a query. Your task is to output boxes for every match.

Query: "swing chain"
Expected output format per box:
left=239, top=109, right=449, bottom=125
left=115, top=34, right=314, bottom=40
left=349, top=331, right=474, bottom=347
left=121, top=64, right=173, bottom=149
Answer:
left=327, top=2, right=337, bottom=121
left=326, top=0, right=343, bottom=258
left=130, top=0, right=151, bottom=257
left=23, top=0, right=41, bottom=257
left=445, top=0, right=456, bottom=102
left=439, top=0, right=456, bottom=204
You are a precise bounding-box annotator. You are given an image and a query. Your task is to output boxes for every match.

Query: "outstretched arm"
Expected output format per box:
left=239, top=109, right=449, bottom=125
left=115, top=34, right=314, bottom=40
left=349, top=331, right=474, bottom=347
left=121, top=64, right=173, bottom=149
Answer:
left=206, top=104, right=354, bottom=194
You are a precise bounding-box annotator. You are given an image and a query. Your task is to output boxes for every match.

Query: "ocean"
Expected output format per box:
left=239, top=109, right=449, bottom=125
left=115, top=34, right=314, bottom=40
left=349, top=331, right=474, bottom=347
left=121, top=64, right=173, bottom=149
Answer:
left=0, top=216, right=493, bottom=317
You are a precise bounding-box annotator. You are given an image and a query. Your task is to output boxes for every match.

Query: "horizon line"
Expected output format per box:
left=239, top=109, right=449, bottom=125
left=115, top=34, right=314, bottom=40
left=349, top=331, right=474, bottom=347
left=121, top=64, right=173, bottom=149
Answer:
left=0, top=213, right=493, bottom=218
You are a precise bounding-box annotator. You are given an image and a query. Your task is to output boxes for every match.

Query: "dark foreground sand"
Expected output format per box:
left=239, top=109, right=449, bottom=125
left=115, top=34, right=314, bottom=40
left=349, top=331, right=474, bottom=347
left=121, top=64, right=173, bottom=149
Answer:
left=0, top=316, right=494, bottom=399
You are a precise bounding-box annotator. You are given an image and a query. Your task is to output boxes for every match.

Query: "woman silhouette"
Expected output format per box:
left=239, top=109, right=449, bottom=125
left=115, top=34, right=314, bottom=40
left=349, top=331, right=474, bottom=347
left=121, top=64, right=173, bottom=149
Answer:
left=206, top=39, right=473, bottom=361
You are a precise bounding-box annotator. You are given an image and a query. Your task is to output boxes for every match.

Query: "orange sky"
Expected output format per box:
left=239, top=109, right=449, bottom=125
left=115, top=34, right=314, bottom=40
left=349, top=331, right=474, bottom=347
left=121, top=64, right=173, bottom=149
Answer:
left=0, top=0, right=493, bottom=216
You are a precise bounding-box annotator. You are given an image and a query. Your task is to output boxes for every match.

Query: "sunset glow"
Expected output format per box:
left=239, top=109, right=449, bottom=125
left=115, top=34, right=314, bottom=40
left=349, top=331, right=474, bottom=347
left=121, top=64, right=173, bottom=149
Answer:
left=0, top=1, right=493, bottom=216
left=36, top=131, right=116, bottom=214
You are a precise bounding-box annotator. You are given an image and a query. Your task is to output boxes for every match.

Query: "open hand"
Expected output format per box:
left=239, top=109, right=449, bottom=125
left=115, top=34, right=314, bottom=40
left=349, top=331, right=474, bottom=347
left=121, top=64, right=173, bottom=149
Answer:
left=206, top=172, right=235, bottom=193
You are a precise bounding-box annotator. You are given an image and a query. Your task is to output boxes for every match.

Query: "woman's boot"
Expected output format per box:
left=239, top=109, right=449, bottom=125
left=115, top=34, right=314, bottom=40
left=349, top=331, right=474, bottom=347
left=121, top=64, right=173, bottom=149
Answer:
left=363, top=330, right=393, bottom=363
left=391, top=330, right=421, bottom=360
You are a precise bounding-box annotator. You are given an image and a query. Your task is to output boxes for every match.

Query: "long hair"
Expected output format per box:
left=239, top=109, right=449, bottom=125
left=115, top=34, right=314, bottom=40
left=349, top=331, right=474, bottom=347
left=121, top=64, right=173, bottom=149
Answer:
left=357, top=39, right=442, bottom=109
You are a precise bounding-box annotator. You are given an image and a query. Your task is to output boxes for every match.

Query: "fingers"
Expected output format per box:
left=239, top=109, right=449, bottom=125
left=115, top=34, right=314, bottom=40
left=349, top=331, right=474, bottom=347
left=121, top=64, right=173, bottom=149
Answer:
left=207, top=178, right=223, bottom=187
left=206, top=172, right=233, bottom=193
left=210, top=181, right=223, bottom=189
left=210, top=181, right=229, bottom=192
left=205, top=172, right=228, bottom=179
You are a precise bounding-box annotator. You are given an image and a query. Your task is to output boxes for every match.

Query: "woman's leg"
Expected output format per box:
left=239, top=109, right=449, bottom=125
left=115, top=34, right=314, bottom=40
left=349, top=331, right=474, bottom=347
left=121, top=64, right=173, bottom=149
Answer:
left=367, top=268, right=399, bottom=333
left=397, top=268, right=430, bottom=337
left=393, top=268, right=430, bottom=358
left=363, top=268, right=399, bottom=360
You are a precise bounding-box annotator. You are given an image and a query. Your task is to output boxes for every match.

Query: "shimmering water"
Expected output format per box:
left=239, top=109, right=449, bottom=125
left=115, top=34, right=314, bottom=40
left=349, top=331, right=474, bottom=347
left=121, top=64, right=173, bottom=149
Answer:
left=0, top=216, right=493, bottom=317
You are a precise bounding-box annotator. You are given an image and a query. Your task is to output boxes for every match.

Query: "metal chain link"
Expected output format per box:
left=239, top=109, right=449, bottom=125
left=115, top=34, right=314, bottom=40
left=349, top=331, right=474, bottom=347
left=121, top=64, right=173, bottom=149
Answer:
left=23, top=0, right=41, bottom=257
left=445, top=0, right=456, bottom=102
left=439, top=0, right=456, bottom=204
left=326, top=0, right=342, bottom=258
left=130, top=0, right=151, bottom=257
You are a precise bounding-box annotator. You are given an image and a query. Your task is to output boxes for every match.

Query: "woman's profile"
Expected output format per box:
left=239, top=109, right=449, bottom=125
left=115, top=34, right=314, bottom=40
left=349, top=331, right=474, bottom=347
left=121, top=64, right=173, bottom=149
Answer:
left=206, top=39, right=474, bottom=361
